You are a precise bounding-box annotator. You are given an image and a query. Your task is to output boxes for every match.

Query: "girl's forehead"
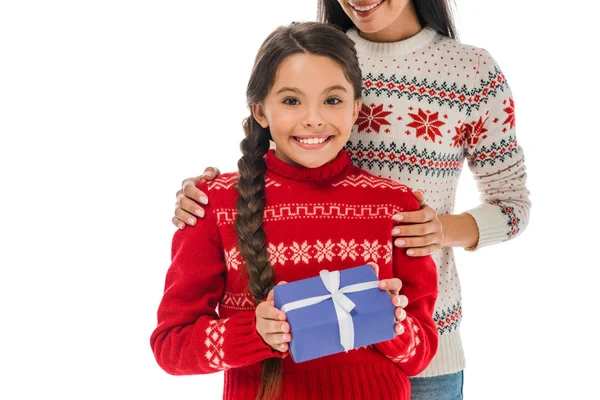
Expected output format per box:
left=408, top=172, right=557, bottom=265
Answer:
left=270, top=53, right=353, bottom=92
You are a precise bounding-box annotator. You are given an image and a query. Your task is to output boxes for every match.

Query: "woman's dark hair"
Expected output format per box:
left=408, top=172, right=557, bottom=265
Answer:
left=234, top=22, right=362, bottom=400
left=317, top=0, right=458, bottom=39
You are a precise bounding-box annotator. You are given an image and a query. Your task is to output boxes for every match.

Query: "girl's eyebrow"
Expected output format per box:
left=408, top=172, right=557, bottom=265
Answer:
left=275, top=85, right=348, bottom=95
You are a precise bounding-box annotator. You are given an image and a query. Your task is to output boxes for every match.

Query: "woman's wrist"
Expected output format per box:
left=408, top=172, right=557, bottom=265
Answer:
left=438, top=213, right=479, bottom=249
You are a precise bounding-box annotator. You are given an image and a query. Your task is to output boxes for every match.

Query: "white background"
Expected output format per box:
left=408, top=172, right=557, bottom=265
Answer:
left=1, top=1, right=598, bottom=399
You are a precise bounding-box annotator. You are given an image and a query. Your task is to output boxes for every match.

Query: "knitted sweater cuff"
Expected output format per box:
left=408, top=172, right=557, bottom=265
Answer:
left=224, top=311, right=287, bottom=363
left=464, top=203, right=509, bottom=251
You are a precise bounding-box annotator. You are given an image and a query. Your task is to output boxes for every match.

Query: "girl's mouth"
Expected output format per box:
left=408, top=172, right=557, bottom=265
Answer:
left=293, top=136, right=334, bottom=150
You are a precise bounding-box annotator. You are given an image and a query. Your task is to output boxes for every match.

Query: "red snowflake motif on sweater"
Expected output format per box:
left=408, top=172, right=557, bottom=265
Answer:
left=463, top=116, right=489, bottom=149
left=503, top=97, right=516, bottom=129
left=356, top=103, right=392, bottom=133
left=406, top=108, right=445, bottom=142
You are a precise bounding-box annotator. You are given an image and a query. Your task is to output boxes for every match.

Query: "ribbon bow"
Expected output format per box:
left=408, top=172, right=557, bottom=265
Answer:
left=279, top=270, right=379, bottom=351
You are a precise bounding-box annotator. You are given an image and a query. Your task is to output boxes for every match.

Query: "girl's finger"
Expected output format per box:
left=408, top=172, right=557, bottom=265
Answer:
left=392, top=206, right=436, bottom=224
left=406, top=244, right=442, bottom=257
left=394, top=233, right=441, bottom=248
left=395, top=322, right=405, bottom=335
left=256, top=302, right=287, bottom=322
left=367, top=262, right=379, bottom=277
left=183, top=183, right=208, bottom=206
left=397, top=295, right=409, bottom=308
left=411, top=190, right=426, bottom=207
left=379, top=277, right=402, bottom=294
left=258, top=319, right=290, bottom=336
left=395, top=307, right=407, bottom=322
left=264, top=332, right=292, bottom=348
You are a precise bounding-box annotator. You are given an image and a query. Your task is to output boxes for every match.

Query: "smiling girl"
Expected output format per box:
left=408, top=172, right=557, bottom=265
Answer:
left=172, top=2, right=531, bottom=399
left=151, top=22, right=438, bottom=400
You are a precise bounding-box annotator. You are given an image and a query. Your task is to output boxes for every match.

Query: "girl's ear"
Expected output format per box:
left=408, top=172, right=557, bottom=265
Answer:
left=251, top=104, right=269, bottom=128
left=352, top=99, right=361, bottom=124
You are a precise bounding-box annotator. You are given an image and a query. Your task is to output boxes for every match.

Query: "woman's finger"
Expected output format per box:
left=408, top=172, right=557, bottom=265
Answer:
left=394, top=233, right=442, bottom=249
left=257, top=317, right=290, bottom=335
left=174, top=206, right=198, bottom=227
left=202, top=167, right=221, bottom=181
left=406, top=244, right=442, bottom=257
left=412, top=190, right=426, bottom=207
left=263, top=334, right=290, bottom=352
left=171, top=216, right=185, bottom=230
left=392, top=219, right=439, bottom=238
left=392, top=206, right=436, bottom=224
left=183, top=182, right=208, bottom=206
left=179, top=195, right=205, bottom=219
left=397, top=295, right=409, bottom=308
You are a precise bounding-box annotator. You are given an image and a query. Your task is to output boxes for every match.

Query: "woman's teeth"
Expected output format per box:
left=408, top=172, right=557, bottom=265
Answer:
left=351, top=1, right=382, bottom=12
left=295, top=137, right=329, bottom=144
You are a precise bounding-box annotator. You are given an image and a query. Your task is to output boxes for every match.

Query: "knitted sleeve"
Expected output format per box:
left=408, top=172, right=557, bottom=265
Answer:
left=462, top=49, right=531, bottom=250
left=150, top=182, right=284, bottom=375
left=374, top=194, right=439, bottom=376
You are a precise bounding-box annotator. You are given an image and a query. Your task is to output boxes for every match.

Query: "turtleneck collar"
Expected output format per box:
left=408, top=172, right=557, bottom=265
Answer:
left=264, top=149, right=351, bottom=181
left=346, top=26, right=438, bottom=57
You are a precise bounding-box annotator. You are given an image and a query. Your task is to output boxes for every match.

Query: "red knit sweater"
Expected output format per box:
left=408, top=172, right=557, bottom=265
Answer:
left=150, top=150, right=438, bottom=399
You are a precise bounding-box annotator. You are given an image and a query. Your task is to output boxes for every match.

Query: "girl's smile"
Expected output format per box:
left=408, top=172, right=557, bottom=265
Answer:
left=251, top=53, right=360, bottom=169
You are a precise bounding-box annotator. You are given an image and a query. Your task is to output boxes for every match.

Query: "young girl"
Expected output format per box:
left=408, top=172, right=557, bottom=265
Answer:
left=172, top=1, right=531, bottom=399
left=151, top=22, right=438, bottom=400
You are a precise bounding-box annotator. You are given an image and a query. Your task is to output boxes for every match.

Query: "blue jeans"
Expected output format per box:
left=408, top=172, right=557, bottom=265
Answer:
left=409, top=371, right=464, bottom=400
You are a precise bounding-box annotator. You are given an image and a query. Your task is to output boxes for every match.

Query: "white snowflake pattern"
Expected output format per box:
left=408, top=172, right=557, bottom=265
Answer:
left=314, top=239, right=335, bottom=262
left=223, top=248, right=241, bottom=271
left=361, top=239, right=381, bottom=262
left=338, top=239, right=359, bottom=261
left=268, top=242, right=287, bottom=266
left=204, top=319, right=229, bottom=370
left=290, top=241, right=311, bottom=264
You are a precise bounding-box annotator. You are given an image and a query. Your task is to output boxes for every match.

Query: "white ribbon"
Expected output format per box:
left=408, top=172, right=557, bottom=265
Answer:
left=279, top=270, right=379, bottom=352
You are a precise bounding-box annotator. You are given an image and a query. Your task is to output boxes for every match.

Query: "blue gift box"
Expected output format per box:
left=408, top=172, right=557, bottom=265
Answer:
left=273, top=264, right=396, bottom=363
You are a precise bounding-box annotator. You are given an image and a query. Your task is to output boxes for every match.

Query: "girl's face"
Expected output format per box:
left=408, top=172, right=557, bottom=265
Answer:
left=337, top=0, right=421, bottom=42
left=252, top=53, right=360, bottom=169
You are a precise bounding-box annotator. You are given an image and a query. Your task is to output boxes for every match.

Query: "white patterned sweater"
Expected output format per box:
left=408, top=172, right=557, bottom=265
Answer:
left=344, top=27, right=531, bottom=377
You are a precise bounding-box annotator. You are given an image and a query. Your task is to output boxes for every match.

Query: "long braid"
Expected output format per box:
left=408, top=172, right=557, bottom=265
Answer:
left=235, top=116, right=281, bottom=400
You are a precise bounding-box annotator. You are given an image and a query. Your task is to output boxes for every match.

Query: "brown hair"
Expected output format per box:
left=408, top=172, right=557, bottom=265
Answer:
left=234, top=22, right=362, bottom=400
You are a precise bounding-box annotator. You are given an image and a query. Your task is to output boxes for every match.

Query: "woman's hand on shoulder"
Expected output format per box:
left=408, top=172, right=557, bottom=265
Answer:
left=172, top=167, right=220, bottom=229
left=391, top=190, right=445, bottom=257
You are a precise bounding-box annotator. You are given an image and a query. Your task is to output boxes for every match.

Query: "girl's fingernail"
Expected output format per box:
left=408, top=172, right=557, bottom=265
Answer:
left=393, top=215, right=404, bottom=221
left=195, top=209, right=205, bottom=217
left=203, top=171, right=213, bottom=177
left=406, top=249, right=415, bottom=255
left=395, top=297, right=401, bottom=306
left=391, top=228, right=401, bottom=236
left=187, top=217, right=195, bottom=225
left=177, top=223, right=184, bottom=230
left=199, top=196, right=208, bottom=205
left=282, top=334, right=290, bottom=342
left=395, top=239, right=406, bottom=246
left=281, top=324, right=287, bottom=332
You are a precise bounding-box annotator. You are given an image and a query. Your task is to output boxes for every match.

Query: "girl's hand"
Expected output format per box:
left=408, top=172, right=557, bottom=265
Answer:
left=172, top=167, right=221, bottom=229
left=255, top=282, right=291, bottom=352
left=368, top=263, right=408, bottom=335
left=391, top=190, right=444, bottom=257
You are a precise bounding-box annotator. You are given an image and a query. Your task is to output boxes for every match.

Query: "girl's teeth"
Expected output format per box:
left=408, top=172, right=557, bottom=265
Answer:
left=353, top=1, right=381, bottom=11
left=297, top=137, right=327, bottom=144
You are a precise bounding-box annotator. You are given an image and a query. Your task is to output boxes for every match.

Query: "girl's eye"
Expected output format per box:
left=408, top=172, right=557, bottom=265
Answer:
left=283, top=98, right=299, bottom=106
left=326, top=97, right=342, bottom=105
